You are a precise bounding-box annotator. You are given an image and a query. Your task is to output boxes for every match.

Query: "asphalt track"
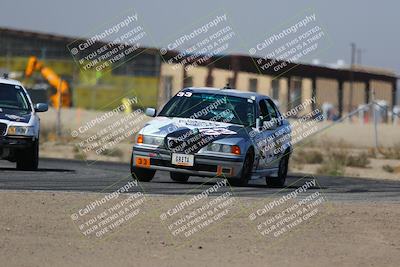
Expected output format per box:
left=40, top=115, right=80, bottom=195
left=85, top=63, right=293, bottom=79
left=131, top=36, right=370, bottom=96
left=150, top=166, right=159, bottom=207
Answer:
left=0, top=158, right=399, bottom=202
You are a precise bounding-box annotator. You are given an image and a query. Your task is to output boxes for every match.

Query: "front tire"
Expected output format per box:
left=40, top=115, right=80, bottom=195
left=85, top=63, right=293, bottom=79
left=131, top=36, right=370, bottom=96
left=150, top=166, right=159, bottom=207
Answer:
left=227, top=149, right=253, bottom=187
left=266, top=154, right=289, bottom=187
left=170, top=172, right=189, bottom=183
left=16, top=140, right=39, bottom=171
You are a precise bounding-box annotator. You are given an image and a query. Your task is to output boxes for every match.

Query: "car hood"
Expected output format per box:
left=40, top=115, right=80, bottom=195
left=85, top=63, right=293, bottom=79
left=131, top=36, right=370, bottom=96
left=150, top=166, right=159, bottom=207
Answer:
left=0, top=108, right=31, bottom=123
left=141, top=116, right=248, bottom=153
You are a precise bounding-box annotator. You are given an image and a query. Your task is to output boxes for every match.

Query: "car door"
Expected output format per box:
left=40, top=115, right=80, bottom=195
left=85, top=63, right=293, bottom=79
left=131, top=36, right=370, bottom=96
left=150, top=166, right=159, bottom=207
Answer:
left=264, top=99, right=288, bottom=162
left=255, top=98, right=280, bottom=170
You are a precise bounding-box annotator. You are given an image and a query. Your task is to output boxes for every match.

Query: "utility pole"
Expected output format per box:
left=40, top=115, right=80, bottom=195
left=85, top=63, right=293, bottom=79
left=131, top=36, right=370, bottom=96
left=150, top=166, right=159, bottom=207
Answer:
left=349, top=43, right=356, bottom=116
left=372, top=88, right=379, bottom=150
left=40, top=47, right=47, bottom=60
left=357, top=48, right=362, bottom=65
left=56, top=79, right=62, bottom=137
left=6, top=44, right=10, bottom=71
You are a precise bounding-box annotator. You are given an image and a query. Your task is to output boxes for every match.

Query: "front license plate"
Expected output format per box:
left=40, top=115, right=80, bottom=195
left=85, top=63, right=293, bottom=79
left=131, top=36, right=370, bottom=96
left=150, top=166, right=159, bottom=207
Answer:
left=135, top=156, right=150, bottom=168
left=171, top=153, right=194, bottom=166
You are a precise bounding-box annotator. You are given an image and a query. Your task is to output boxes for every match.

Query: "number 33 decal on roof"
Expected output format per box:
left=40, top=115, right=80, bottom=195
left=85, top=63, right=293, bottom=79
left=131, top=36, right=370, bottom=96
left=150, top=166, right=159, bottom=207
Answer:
left=176, top=92, right=192, bottom=97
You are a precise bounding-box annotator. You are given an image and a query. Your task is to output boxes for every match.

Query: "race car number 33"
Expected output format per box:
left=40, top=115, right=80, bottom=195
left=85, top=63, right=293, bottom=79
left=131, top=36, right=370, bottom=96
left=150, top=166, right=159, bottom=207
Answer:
left=135, top=156, right=150, bottom=168
left=171, top=153, right=194, bottom=166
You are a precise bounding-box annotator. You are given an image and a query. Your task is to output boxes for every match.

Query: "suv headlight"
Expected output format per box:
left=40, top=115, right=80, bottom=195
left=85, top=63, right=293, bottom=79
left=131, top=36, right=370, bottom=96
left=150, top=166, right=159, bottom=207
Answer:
left=7, top=126, right=35, bottom=136
left=206, top=143, right=241, bottom=155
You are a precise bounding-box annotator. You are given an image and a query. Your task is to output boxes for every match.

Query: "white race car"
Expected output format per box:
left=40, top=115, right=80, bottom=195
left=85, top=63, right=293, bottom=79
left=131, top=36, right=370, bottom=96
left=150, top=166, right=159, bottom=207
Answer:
left=131, top=87, right=292, bottom=187
left=0, top=77, right=48, bottom=170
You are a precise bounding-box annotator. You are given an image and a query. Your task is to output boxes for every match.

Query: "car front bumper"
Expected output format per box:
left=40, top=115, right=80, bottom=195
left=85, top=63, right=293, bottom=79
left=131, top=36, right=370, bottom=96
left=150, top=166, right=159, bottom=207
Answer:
left=132, top=145, right=245, bottom=178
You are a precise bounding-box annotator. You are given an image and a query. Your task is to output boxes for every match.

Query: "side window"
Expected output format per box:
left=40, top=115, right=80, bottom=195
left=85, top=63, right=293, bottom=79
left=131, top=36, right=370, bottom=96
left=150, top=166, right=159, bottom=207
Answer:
left=258, top=99, right=269, bottom=120
left=259, top=99, right=280, bottom=123
left=266, top=99, right=282, bottom=126
left=265, top=100, right=278, bottom=120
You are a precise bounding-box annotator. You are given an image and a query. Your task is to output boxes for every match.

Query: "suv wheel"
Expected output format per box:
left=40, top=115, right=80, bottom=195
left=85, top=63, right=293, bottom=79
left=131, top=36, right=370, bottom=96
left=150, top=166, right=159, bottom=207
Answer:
left=266, top=154, right=289, bottom=187
left=16, top=140, right=39, bottom=171
left=170, top=172, right=189, bottom=183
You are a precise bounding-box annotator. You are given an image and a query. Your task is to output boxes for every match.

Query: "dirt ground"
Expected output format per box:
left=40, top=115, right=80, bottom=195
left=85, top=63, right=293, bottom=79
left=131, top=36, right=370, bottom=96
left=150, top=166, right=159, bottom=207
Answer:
left=290, top=157, right=400, bottom=181
left=0, top=191, right=399, bottom=267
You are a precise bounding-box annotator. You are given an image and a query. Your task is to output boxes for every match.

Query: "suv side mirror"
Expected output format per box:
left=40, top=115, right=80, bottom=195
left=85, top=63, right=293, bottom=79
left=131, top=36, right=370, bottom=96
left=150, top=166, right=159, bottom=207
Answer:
left=145, top=107, right=156, bottom=117
left=34, top=103, right=48, bottom=112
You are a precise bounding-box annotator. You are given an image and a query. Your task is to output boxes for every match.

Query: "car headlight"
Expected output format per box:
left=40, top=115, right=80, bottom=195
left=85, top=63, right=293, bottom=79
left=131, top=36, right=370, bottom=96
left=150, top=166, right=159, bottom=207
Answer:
left=7, top=126, right=35, bottom=136
left=210, top=143, right=221, bottom=152
left=221, top=144, right=231, bottom=153
left=206, top=143, right=241, bottom=155
left=136, top=134, right=164, bottom=146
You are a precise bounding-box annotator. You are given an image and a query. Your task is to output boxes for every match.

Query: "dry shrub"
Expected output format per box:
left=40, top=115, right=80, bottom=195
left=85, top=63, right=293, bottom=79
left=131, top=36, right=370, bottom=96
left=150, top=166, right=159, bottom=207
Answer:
left=382, top=165, right=394, bottom=173
left=346, top=152, right=370, bottom=168
left=317, top=156, right=345, bottom=176
left=292, top=149, right=324, bottom=164
left=99, top=148, right=124, bottom=158
left=379, top=143, right=400, bottom=160
left=316, top=150, right=370, bottom=176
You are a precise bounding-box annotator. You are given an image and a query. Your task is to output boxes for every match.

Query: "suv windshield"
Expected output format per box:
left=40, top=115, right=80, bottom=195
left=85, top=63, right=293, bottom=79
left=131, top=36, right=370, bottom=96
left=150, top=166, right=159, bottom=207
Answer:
left=0, top=83, right=31, bottom=111
left=159, top=91, right=256, bottom=127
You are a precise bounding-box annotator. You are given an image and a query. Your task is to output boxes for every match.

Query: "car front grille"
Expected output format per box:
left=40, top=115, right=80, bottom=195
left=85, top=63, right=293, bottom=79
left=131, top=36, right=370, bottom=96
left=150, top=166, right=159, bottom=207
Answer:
left=0, top=123, right=7, bottom=136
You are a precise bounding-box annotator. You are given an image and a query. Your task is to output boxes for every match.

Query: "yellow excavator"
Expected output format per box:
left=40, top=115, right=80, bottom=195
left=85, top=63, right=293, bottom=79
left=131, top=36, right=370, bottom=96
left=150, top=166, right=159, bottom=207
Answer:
left=25, top=56, right=71, bottom=108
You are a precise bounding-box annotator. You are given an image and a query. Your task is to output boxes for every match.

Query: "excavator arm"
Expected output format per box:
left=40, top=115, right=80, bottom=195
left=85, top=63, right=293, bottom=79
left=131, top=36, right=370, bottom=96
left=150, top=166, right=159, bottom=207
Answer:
left=25, top=56, right=71, bottom=108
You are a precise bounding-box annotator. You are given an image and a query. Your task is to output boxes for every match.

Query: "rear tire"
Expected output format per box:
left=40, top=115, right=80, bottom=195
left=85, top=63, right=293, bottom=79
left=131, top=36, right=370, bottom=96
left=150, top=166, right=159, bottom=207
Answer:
left=16, top=140, right=39, bottom=171
left=227, top=149, right=253, bottom=187
left=170, top=172, right=189, bottom=183
left=266, top=154, right=289, bottom=188
left=130, top=154, right=155, bottom=182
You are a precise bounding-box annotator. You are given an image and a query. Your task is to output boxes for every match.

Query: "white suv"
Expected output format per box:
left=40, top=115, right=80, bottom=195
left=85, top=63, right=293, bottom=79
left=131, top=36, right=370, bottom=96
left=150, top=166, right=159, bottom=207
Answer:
left=0, top=77, right=48, bottom=170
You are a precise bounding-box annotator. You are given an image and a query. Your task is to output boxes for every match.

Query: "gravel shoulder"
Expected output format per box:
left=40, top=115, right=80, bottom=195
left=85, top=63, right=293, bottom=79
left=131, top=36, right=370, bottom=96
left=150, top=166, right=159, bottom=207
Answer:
left=0, top=191, right=399, bottom=267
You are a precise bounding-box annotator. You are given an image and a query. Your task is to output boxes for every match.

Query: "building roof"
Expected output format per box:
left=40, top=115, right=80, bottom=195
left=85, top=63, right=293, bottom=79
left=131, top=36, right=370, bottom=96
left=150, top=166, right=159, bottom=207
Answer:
left=0, top=27, right=397, bottom=83
left=0, top=27, right=75, bottom=43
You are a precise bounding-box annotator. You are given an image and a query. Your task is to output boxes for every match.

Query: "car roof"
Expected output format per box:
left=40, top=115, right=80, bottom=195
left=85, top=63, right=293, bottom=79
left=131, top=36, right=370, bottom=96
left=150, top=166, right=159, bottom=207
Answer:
left=181, top=87, right=271, bottom=101
left=0, top=77, right=23, bottom=87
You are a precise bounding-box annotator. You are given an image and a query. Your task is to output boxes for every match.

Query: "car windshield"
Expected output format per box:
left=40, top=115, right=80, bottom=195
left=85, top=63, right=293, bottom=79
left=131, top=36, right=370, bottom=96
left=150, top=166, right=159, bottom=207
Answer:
left=158, top=91, right=256, bottom=127
left=0, top=83, right=31, bottom=111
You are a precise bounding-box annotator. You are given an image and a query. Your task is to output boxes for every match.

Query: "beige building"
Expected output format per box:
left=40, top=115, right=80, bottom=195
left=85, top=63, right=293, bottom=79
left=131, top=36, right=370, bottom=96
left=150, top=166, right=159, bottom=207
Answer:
left=158, top=54, right=397, bottom=119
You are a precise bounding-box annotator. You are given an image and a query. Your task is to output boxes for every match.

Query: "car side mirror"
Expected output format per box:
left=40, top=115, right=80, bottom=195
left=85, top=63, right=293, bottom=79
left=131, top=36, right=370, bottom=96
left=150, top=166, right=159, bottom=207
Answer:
left=256, top=117, right=262, bottom=130
left=145, top=107, right=156, bottom=117
left=34, top=103, right=48, bottom=112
